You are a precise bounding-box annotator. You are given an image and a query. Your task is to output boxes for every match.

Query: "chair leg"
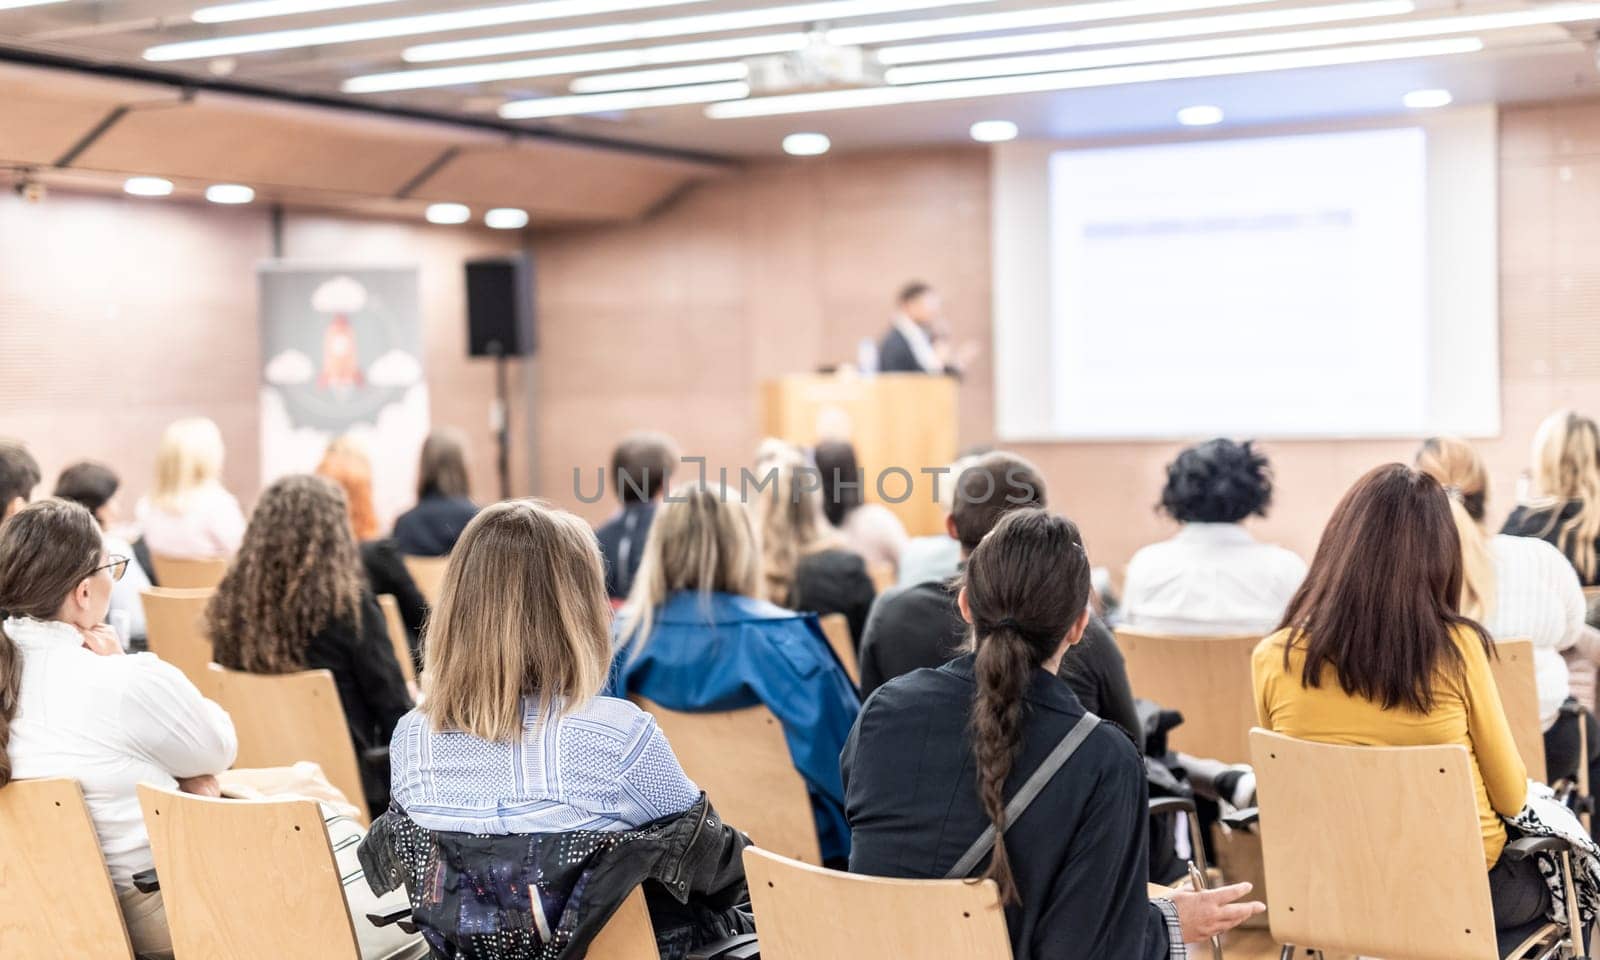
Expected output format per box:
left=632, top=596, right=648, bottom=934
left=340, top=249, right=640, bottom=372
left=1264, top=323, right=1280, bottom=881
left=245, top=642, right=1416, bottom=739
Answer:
left=1581, top=708, right=1593, bottom=835
left=1277, top=947, right=1294, bottom=960
left=1184, top=815, right=1226, bottom=960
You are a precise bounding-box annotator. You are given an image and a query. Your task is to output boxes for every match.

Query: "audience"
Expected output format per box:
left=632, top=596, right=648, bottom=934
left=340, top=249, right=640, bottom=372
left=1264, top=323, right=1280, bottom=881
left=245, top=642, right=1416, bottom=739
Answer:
left=1418, top=436, right=1600, bottom=797
left=0, top=440, right=39, bottom=522
left=1254, top=463, right=1543, bottom=935
left=1503, top=409, right=1600, bottom=586
left=752, top=441, right=877, bottom=647
left=1121, top=439, right=1306, bottom=636
left=844, top=508, right=1262, bottom=959
left=316, top=437, right=428, bottom=660
left=595, top=431, right=677, bottom=601
left=138, top=417, right=247, bottom=561
left=894, top=452, right=978, bottom=588
left=612, top=483, right=860, bottom=864
left=205, top=475, right=411, bottom=815
left=0, top=499, right=237, bottom=960
left=393, top=428, right=478, bottom=557
left=814, top=439, right=908, bottom=578
left=53, top=461, right=152, bottom=649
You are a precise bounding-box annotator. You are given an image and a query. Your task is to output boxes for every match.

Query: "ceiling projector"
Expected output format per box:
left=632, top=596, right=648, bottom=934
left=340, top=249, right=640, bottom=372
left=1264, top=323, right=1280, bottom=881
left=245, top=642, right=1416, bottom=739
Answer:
left=745, top=41, right=884, bottom=93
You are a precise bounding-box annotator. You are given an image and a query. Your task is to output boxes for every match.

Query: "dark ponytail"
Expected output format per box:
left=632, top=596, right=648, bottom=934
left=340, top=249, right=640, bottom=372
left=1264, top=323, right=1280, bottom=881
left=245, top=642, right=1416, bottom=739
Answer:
left=0, top=499, right=104, bottom=787
left=963, top=508, right=1092, bottom=904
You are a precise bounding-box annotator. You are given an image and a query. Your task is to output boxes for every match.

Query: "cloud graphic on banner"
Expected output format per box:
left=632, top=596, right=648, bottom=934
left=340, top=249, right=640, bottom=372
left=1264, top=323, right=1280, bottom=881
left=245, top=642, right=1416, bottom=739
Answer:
left=264, top=349, right=314, bottom=385
left=312, top=275, right=368, bottom=315
left=367, top=349, right=423, bottom=388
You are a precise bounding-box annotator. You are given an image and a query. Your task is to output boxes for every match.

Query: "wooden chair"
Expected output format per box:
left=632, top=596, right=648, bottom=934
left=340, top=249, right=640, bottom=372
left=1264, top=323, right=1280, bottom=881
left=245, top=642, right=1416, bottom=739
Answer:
left=743, top=847, right=1010, bottom=959
left=141, top=586, right=215, bottom=689
left=867, top=563, right=897, bottom=595
left=149, top=553, right=230, bottom=590
left=818, top=613, right=860, bottom=686
left=1249, top=728, right=1574, bottom=960
left=376, top=594, right=418, bottom=689
left=588, top=887, right=659, bottom=959
left=632, top=697, right=821, bottom=864
left=400, top=555, right=449, bottom=606
left=1583, top=585, right=1600, bottom=606
left=1486, top=638, right=1548, bottom=778
left=205, top=664, right=369, bottom=822
left=1116, top=628, right=1261, bottom=765
left=0, top=779, right=134, bottom=958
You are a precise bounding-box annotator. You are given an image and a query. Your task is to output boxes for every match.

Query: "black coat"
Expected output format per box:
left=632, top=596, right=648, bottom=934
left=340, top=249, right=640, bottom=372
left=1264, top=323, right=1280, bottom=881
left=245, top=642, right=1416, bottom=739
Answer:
left=393, top=495, right=479, bottom=557
left=841, top=656, right=1170, bottom=960
left=360, top=538, right=428, bottom=667
left=791, top=548, right=877, bottom=649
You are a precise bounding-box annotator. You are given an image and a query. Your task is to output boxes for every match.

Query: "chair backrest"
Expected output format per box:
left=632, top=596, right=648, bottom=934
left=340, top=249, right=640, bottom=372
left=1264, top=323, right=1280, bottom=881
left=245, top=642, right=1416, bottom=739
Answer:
left=149, top=554, right=230, bottom=590
left=376, top=594, right=417, bottom=690
left=1487, top=638, right=1547, bottom=777
left=632, top=697, right=821, bottom=864
left=137, top=785, right=359, bottom=960
left=141, top=587, right=215, bottom=689
left=0, top=779, right=134, bottom=958
left=1116, top=628, right=1260, bottom=764
left=401, top=555, right=449, bottom=606
left=1249, top=728, right=1499, bottom=960
left=743, top=847, right=1010, bottom=960
left=818, top=613, right=860, bottom=686
left=206, top=664, right=368, bottom=821
left=587, top=886, right=660, bottom=959
left=1584, top=586, right=1600, bottom=605
left=867, top=563, right=896, bottom=595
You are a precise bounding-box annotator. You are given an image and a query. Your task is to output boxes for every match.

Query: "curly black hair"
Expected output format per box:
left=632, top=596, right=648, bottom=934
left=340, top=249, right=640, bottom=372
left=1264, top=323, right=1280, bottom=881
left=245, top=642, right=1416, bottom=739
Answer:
left=1158, top=438, right=1274, bottom=524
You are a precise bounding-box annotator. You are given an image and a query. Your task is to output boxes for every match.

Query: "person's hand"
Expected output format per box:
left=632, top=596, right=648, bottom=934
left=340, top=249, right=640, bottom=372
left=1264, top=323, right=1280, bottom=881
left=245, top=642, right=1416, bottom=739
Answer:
left=1171, top=882, right=1265, bottom=943
left=79, top=624, right=123, bottom=657
left=176, top=775, right=222, bottom=797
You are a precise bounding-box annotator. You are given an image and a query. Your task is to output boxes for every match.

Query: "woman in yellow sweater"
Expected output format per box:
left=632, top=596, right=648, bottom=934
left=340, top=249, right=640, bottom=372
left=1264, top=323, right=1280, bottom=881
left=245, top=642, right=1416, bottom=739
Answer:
left=1252, top=463, right=1546, bottom=933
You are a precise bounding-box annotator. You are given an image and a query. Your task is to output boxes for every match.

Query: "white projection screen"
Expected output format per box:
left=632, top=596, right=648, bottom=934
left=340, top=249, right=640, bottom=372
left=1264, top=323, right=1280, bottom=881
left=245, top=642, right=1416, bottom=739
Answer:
left=991, top=107, right=1499, bottom=441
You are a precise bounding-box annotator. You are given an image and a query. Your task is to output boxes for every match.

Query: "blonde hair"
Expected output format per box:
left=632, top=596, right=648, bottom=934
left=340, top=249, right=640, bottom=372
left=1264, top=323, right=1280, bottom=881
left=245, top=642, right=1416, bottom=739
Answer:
left=750, top=441, right=840, bottom=606
left=617, top=483, right=763, bottom=655
left=1528, top=410, right=1600, bottom=581
left=1414, top=437, right=1496, bottom=620
left=316, top=435, right=379, bottom=541
left=422, top=500, right=612, bottom=740
left=153, top=417, right=226, bottom=511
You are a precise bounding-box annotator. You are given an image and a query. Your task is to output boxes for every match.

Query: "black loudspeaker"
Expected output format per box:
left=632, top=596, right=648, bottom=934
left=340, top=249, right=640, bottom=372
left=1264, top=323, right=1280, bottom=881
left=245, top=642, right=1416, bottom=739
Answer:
left=465, top=255, right=536, bottom=357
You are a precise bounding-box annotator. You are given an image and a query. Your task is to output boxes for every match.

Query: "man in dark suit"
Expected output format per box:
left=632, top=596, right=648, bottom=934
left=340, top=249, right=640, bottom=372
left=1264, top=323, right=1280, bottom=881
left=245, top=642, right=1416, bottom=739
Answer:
left=877, top=281, right=977, bottom=375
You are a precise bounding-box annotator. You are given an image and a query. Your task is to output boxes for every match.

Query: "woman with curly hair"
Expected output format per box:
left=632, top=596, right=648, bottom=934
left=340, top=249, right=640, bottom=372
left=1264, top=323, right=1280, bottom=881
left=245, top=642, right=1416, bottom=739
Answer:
left=1122, top=438, right=1306, bottom=636
left=206, top=474, right=412, bottom=814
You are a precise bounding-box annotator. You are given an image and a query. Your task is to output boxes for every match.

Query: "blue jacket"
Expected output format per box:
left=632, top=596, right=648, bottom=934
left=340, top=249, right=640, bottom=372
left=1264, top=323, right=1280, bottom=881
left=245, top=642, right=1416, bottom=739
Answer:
left=609, top=591, right=860, bottom=863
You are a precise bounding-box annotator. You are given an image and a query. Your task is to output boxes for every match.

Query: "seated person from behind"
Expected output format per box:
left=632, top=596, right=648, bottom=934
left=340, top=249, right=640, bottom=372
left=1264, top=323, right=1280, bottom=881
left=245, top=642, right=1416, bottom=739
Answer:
left=55, top=461, right=155, bottom=650
left=611, top=483, right=861, bottom=864
left=137, top=417, right=247, bottom=560
left=1502, top=409, right=1600, bottom=587
left=595, top=431, right=677, bottom=601
left=0, top=439, right=40, bottom=523
left=844, top=509, right=1262, bottom=960
left=392, top=428, right=479, bottom=557
left=1121, top=438, right=1306, bottom=637
left=814, top=439, right=908, bottom=580
left=1254, top=464, right=1545, bottom=936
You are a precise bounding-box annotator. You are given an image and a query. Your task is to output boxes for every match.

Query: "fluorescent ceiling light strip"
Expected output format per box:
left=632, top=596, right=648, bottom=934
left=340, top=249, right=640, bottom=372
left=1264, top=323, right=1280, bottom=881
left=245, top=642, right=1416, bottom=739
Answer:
left=345, top=33, right=803, bottom=93
left=570, top=61, right=749, bottom=93
left=192, top=0, right=401, bottom=24
left=403, top=0, right=994, bottom=63
left=706, top=36, right=1483, bottom=117
left=826, top=0, right=1277, bottom=45
left=0, top=0, right=68, bottom=9
left=144, top=0, right=714, bottom=61
left=879, top=0, right=1413, bottom=63
left=501, top=80, right=750, bottom=117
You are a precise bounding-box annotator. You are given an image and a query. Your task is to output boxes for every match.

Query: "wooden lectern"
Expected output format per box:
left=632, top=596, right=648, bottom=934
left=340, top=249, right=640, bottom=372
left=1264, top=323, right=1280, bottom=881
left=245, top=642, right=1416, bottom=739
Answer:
left=761, top=372, right=957, bottom=537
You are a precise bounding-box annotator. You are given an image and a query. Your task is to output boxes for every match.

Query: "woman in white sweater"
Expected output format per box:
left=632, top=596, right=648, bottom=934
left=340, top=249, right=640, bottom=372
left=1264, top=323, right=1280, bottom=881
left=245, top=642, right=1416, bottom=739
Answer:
left=1417, top=437, right=1598, bottom=799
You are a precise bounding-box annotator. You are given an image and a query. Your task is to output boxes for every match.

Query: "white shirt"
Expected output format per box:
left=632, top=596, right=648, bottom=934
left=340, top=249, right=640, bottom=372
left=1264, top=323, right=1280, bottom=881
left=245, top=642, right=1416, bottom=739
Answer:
left=103, top=532, right=150, bottom=646
left=137, top=485, right=246, bottom=560
left=1481, top=534, right=1588, bottom=730
left=1121, top=523, right=1308, bottom=637
left=891, top=313, right=943, bottom=373
left=5, top=617, right=237, bottom=889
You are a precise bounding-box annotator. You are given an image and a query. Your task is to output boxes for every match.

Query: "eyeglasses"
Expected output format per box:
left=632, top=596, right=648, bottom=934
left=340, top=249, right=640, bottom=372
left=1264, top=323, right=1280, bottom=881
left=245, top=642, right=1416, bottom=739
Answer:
left=89, top=555, right=130, bottom=583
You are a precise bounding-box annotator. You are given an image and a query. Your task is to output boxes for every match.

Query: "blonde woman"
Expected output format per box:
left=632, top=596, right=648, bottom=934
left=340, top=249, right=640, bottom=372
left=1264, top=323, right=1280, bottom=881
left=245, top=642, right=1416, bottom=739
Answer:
left=612, top=483, right=860, bottom=864
left=1419, top=437, right=1600, bottom=800
left=138, top=417, right=246, bottom=559
left=1503, top=410, right=1600, bottom=585
left=751, top=441, right=876, bottom=646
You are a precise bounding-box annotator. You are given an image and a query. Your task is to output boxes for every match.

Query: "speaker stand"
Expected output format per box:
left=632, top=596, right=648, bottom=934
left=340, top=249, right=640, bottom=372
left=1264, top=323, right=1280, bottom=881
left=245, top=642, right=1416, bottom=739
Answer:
left=491, top=347, right=511, bottom=501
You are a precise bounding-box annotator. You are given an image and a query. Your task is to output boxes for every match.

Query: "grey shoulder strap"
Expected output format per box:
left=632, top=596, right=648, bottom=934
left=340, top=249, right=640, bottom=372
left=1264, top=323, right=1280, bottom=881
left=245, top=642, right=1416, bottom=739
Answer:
left=945, top=711, right=1102, bottom=880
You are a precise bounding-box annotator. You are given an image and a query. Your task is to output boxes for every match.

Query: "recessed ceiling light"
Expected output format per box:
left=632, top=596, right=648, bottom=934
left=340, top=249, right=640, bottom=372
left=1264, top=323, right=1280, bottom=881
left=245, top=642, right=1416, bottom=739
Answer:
left=501, top=80, right=749, bottom=118
left=425, top=203, right=470, bottom=225
left=192, top=0, right=401, bottom=23
left=485, top=208, right=531, bottom=230
left=205, top=183, right=255, bottom=204
left=969, top=120, right=1019, bottom=142
left=0, top=0, right=69, bottom=9
left=782, top=132, right=832, bottom=156
left=1177, top=104, right=1225, bottom=126
left=123, top=177, right=175, bottom=197
left=1403, top=88, right=1453, bottom=108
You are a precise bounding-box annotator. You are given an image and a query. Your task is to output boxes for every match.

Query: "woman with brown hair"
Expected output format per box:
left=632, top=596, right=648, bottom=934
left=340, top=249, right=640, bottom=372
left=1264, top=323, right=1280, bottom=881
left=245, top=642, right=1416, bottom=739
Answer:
left=393, top=428, right=478, bottom=557
left=1254, top=463, right=1544, bottom=933
left=843, top=508, right=1261, bottom=959
left=206, top=474, right=411, bottom=814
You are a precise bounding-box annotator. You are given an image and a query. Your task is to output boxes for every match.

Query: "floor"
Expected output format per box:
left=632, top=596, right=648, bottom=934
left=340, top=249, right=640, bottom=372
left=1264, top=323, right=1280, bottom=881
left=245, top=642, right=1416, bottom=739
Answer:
left=1225, top=929, right=1353, bottom=960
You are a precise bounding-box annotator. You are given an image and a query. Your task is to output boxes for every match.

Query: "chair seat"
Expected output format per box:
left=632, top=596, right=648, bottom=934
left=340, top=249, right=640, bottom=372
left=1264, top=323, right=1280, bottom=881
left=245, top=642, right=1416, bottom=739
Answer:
left=1500, top=920, right=1562, bottom=959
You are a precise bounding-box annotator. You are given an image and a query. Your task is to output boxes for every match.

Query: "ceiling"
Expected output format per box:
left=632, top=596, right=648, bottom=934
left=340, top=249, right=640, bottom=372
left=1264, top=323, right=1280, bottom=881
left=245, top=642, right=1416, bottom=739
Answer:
left=2, top=0, right=1598, bottom=160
